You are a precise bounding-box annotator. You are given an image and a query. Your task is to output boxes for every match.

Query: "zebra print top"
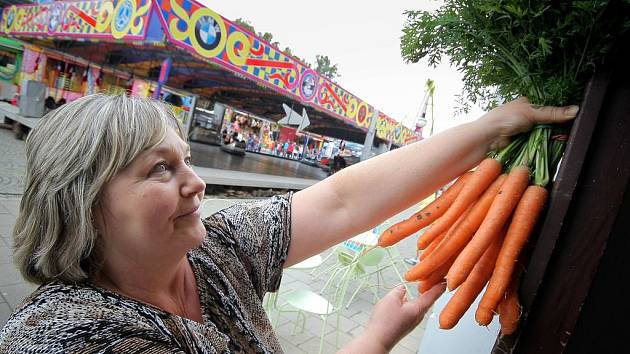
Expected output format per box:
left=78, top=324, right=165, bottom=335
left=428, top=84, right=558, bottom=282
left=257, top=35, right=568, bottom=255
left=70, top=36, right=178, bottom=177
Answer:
left=0, top=193, right=293, bottom=353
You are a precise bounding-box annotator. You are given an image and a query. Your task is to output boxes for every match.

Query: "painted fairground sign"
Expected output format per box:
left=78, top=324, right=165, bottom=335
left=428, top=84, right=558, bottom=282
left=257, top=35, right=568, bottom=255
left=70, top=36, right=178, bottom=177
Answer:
left=0, top=0, right=152, bottom=40
left=0, top=0, right=418, bottom=145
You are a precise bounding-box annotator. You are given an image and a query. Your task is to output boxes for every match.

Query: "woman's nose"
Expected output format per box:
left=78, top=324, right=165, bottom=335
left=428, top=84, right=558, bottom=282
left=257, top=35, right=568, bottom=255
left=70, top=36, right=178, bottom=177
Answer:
left=181, top=165, right=206, bottom=198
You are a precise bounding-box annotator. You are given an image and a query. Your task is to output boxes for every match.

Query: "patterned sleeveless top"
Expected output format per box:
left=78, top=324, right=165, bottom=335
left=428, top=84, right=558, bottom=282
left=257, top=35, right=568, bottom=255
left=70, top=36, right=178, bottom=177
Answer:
left=0, top=194, right=292, bottom=353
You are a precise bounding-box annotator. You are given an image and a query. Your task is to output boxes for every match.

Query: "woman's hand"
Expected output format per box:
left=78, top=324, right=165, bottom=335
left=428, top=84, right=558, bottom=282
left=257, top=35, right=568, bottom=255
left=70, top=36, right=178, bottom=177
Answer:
left=481, top=97, right=579, bottom=150
left=339, top=284, right=445, bottom=353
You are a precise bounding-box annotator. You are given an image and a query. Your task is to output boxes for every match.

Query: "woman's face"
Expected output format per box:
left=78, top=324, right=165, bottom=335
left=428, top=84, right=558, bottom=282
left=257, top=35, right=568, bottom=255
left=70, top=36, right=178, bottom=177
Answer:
left=96, top=128, right=206, bottom=265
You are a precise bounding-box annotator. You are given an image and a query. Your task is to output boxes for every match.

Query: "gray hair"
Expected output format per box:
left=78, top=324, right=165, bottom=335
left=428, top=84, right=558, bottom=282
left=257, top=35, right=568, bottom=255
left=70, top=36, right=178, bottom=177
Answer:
left=13, top=94, right=183, bottom=284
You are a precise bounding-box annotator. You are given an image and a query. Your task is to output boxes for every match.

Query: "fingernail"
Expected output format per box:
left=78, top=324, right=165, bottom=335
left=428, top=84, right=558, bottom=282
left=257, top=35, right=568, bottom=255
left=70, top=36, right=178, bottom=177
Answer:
left=564, top=105, right=579, bottom=117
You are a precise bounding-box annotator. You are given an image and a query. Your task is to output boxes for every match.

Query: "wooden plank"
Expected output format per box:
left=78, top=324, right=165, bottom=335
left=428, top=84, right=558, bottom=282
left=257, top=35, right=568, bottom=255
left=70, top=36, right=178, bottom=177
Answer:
left=520, top=66, right=611, bottom=309
left=492, top=66, right=611, bottom=354
left=564, top=184, right=630, bottom=353
left=493, top=46, right=630, bottom=353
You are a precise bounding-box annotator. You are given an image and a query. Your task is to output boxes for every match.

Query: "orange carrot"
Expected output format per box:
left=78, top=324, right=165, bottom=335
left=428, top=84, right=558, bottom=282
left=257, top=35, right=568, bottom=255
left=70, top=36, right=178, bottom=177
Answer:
left=439, top=232, right=504, bottom=329
left=416, top=254, right=457, bottom=291
left=419, top=231, right=447, bottom=261
left=417, top=195, right=473, bottom=251
left=412, top=174, right=507, bottom=280
left=411, top=215, right=466, bottom=282
left=498, top=273, right=521, bottom=336
left=447, top=166, right=530, bottom=291
left=476, top=185, right=547, bottom=325
left=417, top=158, right=502, bottom=249
left=378, top=172, right=472, bottom=247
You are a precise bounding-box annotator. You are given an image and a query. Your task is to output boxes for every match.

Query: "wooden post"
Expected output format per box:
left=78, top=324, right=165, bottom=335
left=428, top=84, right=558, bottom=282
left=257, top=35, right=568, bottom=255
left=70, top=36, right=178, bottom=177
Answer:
left=492, top=46, right=630, bottom=354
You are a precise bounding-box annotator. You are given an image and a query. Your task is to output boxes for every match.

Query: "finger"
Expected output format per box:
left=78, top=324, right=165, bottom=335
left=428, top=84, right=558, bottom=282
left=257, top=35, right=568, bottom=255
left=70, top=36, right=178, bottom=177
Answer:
left=514, top=96, right=530, bottom=104
left=402, top=283, right=446, bottom=324
left=384, top=284, right=407, bottom=304
left=531, top=105, right=579, bottom=123
left=416, top=283, right=446, bottom=310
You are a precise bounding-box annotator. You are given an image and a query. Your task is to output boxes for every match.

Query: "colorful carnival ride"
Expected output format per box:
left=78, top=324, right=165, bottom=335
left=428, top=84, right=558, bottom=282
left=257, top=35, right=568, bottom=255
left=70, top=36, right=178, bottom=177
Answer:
left=0, top=0, right=418, bottom=147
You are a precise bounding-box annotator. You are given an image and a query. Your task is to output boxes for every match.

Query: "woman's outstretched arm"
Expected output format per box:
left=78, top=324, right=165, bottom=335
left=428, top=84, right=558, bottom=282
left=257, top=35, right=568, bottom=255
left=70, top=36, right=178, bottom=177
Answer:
left=287, top=98, right=578, bottom=266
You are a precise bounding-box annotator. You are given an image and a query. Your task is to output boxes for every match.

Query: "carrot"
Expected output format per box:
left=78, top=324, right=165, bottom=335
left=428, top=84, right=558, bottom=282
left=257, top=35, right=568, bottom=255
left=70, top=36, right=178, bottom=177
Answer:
left=476, top=185, right=547, bottom=325
left=378, top=172, right=472, bottom=247
left=417, top=158, right=502, bottom=249
left=417, top=197, right=473, bottom=251
left=412, top=174, right=507, bottom=280
left=419, top=231, right=447, bottom=261
left=439, top=232, right=504, bottom=329
left=447, top=165, right=530, bottom=291
left=416, top=254, right=457, bottom=291
left=498, top=272, right=522, bottom=336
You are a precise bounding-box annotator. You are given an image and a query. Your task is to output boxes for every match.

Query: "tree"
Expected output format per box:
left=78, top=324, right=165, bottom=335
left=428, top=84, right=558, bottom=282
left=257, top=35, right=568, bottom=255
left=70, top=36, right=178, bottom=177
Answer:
left=233, top=18, right=255, bottom=34
left=315, top=55, right=340, bottom=81
left=233, top=18, right=275, bottom=44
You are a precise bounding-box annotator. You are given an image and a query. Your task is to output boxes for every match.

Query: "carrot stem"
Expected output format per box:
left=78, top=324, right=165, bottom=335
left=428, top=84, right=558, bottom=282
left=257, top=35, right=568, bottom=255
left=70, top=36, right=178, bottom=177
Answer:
left=533, top=127, right=550, bottom=187
left=496, top=134, right=527, bottom=166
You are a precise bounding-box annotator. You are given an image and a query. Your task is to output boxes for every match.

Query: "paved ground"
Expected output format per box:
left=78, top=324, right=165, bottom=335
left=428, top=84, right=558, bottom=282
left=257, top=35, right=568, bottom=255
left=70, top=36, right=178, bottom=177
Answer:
left=0, top=129, right=26, bottom=196
left=191, top=142, right=329, bottom=180
left=0, top=128, right=428, bottom=353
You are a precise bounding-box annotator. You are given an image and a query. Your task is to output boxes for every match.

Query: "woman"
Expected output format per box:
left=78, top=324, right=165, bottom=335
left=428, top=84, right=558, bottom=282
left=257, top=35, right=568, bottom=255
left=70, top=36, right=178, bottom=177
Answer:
left=0, top=94, right=577, bottom=353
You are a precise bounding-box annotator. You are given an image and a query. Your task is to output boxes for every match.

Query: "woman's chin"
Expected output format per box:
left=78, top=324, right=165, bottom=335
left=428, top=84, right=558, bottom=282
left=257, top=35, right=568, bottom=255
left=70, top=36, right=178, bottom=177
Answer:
left=177, top=220, right=206, bottom=249
left=191, top=221, right=206, bottom=246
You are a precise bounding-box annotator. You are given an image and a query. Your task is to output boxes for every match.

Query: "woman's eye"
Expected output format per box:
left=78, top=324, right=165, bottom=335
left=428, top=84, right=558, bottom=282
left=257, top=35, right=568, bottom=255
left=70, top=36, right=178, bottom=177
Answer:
left=151, top=162, right=169, bottom=174
left=184, top=157, right=192, bottom=166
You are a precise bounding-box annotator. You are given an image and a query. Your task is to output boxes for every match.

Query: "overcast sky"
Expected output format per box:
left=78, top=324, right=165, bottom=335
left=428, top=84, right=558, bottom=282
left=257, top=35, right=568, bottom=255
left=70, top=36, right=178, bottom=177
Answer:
left=199, top=0, right=486, bottom=134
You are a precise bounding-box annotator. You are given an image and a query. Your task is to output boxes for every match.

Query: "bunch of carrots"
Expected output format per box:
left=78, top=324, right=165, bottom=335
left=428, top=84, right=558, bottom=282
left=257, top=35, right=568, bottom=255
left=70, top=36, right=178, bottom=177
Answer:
left=377, top=125, right=567, bottom=335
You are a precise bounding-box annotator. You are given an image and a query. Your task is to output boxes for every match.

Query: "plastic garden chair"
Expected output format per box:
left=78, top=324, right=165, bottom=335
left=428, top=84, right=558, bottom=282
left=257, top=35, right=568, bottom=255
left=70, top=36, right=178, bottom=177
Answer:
left=343, top=246, right=387, bottom=308
left=274, top=289, right=336, bottom=354
left=266, top=254, right=336, bottom=354
left=319, top=232, right=392, bottom=304
left=264, top=254, right=324, bottom=315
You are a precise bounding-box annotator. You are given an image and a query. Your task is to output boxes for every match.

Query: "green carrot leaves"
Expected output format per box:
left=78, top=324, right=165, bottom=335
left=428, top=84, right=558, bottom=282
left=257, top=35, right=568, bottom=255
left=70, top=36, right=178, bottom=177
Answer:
left=401, top=1, right=630, bottom=109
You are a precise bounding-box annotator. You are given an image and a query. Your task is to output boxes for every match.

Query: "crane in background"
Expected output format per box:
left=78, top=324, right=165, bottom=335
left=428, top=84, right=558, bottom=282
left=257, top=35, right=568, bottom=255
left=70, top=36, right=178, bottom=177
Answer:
left=404, top=79, right=438, bottom=267
left=414, top=79, right=436, bottom=139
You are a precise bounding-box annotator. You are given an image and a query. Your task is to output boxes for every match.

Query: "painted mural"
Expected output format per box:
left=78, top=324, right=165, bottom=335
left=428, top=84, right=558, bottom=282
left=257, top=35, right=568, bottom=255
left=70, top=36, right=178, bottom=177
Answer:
left=0, top=0, right=418, bottom=145
left=0, top=0, right=152, bottom=40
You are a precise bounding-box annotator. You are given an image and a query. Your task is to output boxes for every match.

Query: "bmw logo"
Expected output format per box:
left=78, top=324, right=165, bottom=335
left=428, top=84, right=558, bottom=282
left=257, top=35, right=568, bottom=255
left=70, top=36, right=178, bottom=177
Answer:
left=114, top=0, right=133, bottom=32
left=194, top=16, right=222, bottom=51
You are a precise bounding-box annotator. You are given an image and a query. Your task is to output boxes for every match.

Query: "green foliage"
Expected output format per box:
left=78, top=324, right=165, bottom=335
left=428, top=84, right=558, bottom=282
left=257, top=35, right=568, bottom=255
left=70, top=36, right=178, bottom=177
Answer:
left=401, top=1, right=630, bottom=108
left=315, top=54, right=341, bottom=81
left=233, top=18, right=256, bottom=34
